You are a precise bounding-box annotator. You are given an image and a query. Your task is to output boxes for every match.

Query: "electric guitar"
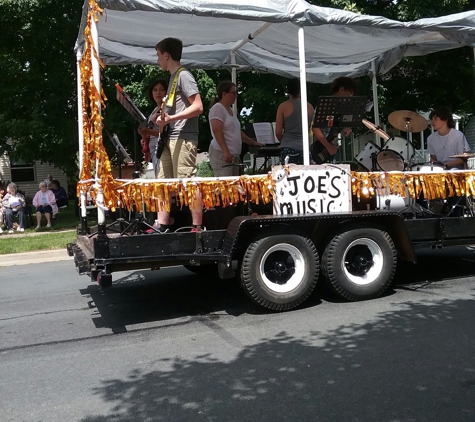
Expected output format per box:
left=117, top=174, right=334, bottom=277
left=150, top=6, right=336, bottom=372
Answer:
left=311, top=127, right=347, bottom=164
left=155, top=95, right=169, bottom=160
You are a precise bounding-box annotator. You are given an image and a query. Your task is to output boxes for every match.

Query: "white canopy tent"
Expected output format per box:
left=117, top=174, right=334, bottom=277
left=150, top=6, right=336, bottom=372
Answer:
left=75, top=0, right=475, bottom=158
left=75, top=0, right=475, bottom=221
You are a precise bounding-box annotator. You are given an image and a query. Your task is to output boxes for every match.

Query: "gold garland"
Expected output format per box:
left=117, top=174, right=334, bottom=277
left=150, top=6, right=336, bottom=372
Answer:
left=351, top=170, right=475, bottom=201
left=77, top=0, right=115, bottom=207
left=78, top=175, right=275, bottom=212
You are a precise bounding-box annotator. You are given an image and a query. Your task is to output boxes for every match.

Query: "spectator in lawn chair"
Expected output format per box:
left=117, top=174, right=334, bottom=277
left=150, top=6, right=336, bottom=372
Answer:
left=32, top=181, right=58, bottom=231
left=49, top=179, right=68, bottom=208
left=0, top=181, right=4, bottom=234
left=2, top=182, right=27, bottom=234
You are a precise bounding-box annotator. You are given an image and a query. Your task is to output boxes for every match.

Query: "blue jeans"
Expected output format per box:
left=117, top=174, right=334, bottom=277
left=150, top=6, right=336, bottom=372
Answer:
left=4, top=208, right=26, bottom=229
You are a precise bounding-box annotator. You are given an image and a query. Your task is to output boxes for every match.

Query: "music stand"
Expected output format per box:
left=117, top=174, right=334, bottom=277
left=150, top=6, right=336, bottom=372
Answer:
left=115, top=83, right=148, bottom=126
left=115, top=83, right=150, bottom=171
left=313, top=96, right=367, bottom=129
left=313, top=96, right=367, bottom=164
left=106, top=131, right=132, bottom=179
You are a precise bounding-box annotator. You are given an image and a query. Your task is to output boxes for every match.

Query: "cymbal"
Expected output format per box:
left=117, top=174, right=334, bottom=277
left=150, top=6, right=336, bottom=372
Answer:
left=362, top=119, right=390, bottom=141
left=388, top=110, right=428, bottom=133
left=449, top=152, right=475, bottom=159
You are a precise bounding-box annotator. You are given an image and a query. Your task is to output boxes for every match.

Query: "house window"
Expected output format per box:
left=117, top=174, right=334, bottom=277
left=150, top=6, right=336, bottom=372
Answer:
left=10, top=158, right=35, bottom=182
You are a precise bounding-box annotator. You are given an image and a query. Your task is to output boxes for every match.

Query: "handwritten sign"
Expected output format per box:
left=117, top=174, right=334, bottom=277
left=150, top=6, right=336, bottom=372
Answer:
left=272, top=164, right=352, bottom=215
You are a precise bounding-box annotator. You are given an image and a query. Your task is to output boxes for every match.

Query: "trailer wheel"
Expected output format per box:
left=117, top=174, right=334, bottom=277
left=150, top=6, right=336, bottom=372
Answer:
left=322, top=228, right=396, bottom=301
left=241, top=234, right=319, bottom=311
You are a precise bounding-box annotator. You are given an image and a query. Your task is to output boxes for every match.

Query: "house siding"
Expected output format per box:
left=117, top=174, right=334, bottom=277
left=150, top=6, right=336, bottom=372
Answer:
left=0, top=153, right=68, bottom=200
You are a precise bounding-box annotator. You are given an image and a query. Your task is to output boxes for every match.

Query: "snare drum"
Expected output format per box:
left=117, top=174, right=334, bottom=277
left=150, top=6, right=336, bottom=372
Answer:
left=382, top=136, right=415, bottom=162
left=409, top=163, right=445, bottom=172
left=376, top=149, right=405, bottom=171
left=355, top=141, right=380, bottom=171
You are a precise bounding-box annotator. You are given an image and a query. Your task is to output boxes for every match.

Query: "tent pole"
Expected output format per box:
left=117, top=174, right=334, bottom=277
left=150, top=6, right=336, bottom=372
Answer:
left=230, top=22, right=272, bottom=53
left=371, top=60, right=381, bottom=147
left=231, top=51, right=237, bottom=117
left=77, top=51, right=84, bottom=173
left=76, top=51, right=87, bottom=221
left=90, top=13, right=105, bottom=226
left=298, top=26, right=310, bottom=165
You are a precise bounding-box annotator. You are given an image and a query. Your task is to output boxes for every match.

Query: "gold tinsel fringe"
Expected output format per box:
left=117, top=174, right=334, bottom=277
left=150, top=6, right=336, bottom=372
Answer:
left=351, top=170, right=475, bottom=202
left=78, top=174, right=276, bottom=212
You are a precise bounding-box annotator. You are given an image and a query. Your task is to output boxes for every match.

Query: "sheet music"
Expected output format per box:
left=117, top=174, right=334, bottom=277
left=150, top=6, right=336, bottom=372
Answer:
left=115, top=83, right=147, bottom=123
left=253, top=122, right=278, bottom=144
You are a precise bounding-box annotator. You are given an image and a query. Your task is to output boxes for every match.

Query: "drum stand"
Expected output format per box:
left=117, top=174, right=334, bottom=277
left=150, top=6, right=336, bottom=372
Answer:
left=370, top=151, right=378, bottom=171
left=404, top=120, right=413, bottom=170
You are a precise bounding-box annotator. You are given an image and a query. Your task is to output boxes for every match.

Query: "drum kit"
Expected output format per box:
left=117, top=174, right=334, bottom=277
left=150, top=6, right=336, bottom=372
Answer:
left=354, top=111, right=475, bottom=214
left=357, top=110, right=429, bottom=172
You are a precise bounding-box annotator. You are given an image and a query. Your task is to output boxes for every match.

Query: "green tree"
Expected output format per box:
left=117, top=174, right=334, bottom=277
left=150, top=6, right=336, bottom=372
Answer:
left=0, top=0, right=84, bottom=179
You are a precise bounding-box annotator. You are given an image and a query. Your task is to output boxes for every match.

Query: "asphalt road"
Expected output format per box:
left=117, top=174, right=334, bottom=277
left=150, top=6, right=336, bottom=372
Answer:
left=1, top=247, right=475, bottom=422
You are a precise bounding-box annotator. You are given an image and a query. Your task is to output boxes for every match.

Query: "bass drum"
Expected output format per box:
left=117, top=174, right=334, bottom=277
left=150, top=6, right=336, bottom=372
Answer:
left=355, top=141, right=380, bottom=171
left=376, top=149, right=405, bottom=171
left=382, top=136, right=415, bottom=162
left=409, top=163, right=445, bottom=172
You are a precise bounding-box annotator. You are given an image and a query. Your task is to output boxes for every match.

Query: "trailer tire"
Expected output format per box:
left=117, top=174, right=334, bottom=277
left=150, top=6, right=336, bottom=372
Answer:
left=322, top=228, right=396, bottom=301
left=241, top=234, right=319, bottom=311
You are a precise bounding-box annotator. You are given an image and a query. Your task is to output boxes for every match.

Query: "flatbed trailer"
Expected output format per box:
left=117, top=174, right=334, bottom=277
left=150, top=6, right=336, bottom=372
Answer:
left=68, top=204, right=475, bottom=311
left=70, top=0, right=475, bottom=312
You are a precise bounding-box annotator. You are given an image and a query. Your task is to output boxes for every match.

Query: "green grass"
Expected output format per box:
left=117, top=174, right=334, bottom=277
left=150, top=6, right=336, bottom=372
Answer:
left=0, top=200, right=98, bottom=254
left=0, top=231, right=77, bottom=254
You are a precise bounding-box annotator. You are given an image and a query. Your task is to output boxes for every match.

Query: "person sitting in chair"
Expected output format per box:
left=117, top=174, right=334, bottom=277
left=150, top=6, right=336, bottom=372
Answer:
left=49, top=180, right=68, bottom=208
left=428, top=107, right=470, bottom=217
left=2, top=182, right=27, bottom=234
left=32, top=182, right=58, bottom=230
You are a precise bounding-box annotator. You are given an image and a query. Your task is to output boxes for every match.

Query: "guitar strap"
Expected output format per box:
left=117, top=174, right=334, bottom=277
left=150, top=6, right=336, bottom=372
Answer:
left=155, top=67, right=184, bottom=160
left=165, top=67, right=185, bottom=110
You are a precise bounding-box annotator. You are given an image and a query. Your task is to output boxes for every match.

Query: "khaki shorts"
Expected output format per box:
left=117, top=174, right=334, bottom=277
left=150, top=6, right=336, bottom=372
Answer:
left=208, top=145, right=240, bottom=177
left=157, top=138, right=198, bottom=179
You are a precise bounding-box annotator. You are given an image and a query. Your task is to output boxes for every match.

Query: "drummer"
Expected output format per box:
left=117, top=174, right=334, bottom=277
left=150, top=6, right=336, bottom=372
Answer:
left=427, top=107, right=470, bottom=170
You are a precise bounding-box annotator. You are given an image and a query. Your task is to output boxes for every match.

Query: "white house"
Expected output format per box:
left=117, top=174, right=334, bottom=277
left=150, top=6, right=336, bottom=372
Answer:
left=0, top=153, right=68, bottom=199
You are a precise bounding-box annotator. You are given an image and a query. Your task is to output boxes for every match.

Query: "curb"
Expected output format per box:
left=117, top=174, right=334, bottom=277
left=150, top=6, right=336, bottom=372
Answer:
left=1, top=249, right=73, bottom=267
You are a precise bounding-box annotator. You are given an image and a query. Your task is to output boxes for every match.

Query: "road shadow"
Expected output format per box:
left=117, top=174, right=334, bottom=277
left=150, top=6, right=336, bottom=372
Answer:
left=80, top=268, right=323, bottom=333
left=394, top=245, right=475, bottom=285
left=80, top=295, right=475, bottom=422
left=80, top=269, right=253, bottom=333
left=80, top=246, right=475, bottom=332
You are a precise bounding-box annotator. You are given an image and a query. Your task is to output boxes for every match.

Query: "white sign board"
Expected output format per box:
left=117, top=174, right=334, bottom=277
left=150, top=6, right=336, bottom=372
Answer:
left=272, top=164, right=352, bottom=215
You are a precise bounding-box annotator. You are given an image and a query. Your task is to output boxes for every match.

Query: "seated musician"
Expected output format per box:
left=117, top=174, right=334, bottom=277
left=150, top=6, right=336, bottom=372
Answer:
left=311, top=77, right=357, bottom=162
left=427, top=107, right=470, bottom=170
left=427, top=107, right=470, bottom=216
left=274, top=78, right=314, bottom=165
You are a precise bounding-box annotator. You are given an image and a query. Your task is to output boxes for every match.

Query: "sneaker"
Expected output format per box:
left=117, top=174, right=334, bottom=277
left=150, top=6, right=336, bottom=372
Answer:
left=35, top=226, right=41, bottom=231
left=46, top=223, right=51, bottom=229
left=0, top=227, right=3, bottom=234
left=18, top=227, right=24, bottom=232
left=8, top=229, right=14, bottom=234
left=191, top=225, right=206, bottom=233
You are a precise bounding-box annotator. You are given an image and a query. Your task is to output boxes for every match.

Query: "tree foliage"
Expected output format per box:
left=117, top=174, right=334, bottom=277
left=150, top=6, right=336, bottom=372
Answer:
left=0, top=0, right=474, bottom=179
left=0, top=0, right=84, bottom=178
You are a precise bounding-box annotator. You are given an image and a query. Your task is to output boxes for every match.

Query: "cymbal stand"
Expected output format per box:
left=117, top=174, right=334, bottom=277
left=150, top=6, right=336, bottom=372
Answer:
left=404, top=119, right=413, bottom=169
